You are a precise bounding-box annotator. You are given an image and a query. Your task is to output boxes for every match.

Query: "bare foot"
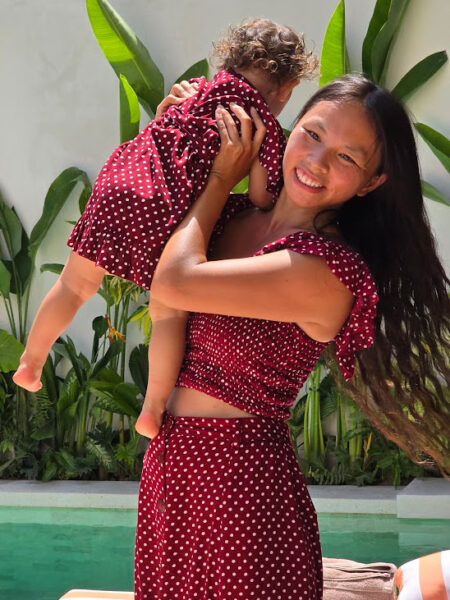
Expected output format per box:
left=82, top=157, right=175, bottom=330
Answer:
left=13, top=363, right=43, bottom=393
left=135, top=404, right=166, bottom=439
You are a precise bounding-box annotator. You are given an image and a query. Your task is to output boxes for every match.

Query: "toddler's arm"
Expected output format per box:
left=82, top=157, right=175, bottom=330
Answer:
left=135, top=298, right=188, bottom=438
left=13, top=251, right=105, bottom=392
left=247, top=156, right=274, bottom=210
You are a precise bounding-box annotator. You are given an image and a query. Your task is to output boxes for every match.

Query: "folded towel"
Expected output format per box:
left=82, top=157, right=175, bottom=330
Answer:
left=323, top=557, right=397, bottom=599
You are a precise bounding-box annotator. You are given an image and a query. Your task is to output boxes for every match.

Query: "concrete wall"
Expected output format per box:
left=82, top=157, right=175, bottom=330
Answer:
left=0, top=0, right=449, bottom=357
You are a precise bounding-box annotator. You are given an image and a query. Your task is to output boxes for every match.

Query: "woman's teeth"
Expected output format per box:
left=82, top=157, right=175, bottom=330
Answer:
left=295, top=168, right=324, bottom=189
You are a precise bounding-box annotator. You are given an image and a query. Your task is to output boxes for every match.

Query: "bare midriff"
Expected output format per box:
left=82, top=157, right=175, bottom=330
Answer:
left=165, top=386, right=256, bottom=418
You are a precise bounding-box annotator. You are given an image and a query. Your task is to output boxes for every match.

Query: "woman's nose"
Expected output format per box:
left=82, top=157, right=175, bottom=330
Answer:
left=307, top=147, right=329, bottom=174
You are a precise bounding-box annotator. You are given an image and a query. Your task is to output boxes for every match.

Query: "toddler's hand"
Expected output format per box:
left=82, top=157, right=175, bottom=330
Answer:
left=155, top=80, right=199, bottom=119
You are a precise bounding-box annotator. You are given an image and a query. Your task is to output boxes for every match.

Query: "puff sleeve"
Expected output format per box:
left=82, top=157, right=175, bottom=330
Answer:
left=276, top=232, right=379, bottom=379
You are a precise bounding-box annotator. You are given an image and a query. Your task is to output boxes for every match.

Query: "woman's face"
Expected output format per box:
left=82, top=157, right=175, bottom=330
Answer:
left=283, top=100, right=387, bottom=210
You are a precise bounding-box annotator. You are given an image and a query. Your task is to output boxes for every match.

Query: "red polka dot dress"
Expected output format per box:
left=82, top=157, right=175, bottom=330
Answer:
left=67, top=71, right=286, bottom=289
left=134, top=195, right=379, bottom=599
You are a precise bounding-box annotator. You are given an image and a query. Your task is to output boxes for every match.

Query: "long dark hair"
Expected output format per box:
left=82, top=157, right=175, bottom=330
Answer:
left=297, top=75, right=450, bottom=475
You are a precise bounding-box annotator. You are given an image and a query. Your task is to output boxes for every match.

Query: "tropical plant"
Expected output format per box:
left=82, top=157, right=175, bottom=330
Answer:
left=320, top=0, right=449, bottom=205
left=0, top=316, right=148, bottom=481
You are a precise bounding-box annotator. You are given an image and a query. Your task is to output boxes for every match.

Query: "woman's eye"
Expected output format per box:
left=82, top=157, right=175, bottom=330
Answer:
left=305, top=128, right=319, bottom=141
left=339, top=153, right=355, bottom=164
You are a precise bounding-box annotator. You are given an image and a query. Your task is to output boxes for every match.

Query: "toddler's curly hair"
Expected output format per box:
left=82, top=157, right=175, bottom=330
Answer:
left=212, top=18, right=318, bottom=86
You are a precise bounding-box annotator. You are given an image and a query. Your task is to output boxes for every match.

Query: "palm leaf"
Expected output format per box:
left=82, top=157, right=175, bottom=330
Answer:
left=421, top=180, right=449, bottom=206
left=414, top=123, right=450, bottom=172
left=371, top=0, right=411, bottom=85
left=86, top=0, right=164, bottom=117
left=362, top=0, right=391, bottom=78
left=119, top=74, right=140, bottom=143
left=175, top=59, right=209, bottom=83
left=392, top=51, right=448, bottom=102
left=28, top=168, right=91, bottom=263
left=320, top=0, right=348, bottom=86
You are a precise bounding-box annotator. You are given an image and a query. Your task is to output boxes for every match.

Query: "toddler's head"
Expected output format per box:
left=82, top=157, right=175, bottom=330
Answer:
left=212, top=18, right=318, bottom=115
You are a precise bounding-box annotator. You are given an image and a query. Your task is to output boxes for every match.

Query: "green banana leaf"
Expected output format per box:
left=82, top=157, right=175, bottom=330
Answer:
left=3, top=229, right=32, bottom=294
left=0, top=329, right=24, bottom=371
left=362, top=0, right=391, bottom=78
left=119, top=74, right=140, bottom=143
left=415, top=123, right=450, bottom=172
left=175, top=58, right=209, bottom=84
left=320, top=0, right=348, bottom=86
left=86, top=0, right=164, bottom=117
left=232, top=176, right=249, bottom=194
left=371, top=0, right=411, bottom=85
left=0, top=195, right=23, bottom=258
left=40, top=263, right=64, bottom=275
left=28, top=168, right=91, bottom=263
left=90, top=339, right=123, bottom=378
left=79, top=180, right=92, bottom=214
left=0, top=260, right=11, bottom=297
left=392, top=51, right=448, bottom=102
left=129, top=344, right=148, bottom=397
left=421, top=180, right=450, bottom=206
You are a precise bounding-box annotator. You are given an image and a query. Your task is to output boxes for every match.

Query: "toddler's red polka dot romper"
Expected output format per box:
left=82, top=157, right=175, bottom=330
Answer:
left=134, top=195, right=379, bottom=599
left=67, top=71, right=285, bottom=289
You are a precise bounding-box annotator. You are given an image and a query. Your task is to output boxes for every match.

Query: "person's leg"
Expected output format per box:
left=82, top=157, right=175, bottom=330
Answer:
left=13, top=251, right=106, bottom=392
left=135, top=298, right=188, bottom=439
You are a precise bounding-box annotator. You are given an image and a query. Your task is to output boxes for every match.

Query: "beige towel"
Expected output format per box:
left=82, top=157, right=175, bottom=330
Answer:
left=323, top=557, right=397, bottom=599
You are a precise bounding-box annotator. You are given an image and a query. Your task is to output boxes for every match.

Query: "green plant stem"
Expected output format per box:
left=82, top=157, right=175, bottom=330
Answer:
left=2, top=296, right=17, bottom=338
left=76, top=388, right=90, bottom=453
left=22, top=276, right=33, bottom=342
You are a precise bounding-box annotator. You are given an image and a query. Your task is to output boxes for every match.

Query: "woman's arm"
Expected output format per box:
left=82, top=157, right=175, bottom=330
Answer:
left=151, top=105, right=353, bottom=342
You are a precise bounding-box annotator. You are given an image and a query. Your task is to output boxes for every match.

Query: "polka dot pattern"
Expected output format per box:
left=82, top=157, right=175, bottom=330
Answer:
left=67, top=70, right=286, bottom=290
left=134, top=411, right=323, bottom=599
left=176, top=194, right=379, bottom=421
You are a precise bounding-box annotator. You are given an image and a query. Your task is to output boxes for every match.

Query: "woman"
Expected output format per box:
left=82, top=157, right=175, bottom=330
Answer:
left=134, top=75, right=449, bottom=599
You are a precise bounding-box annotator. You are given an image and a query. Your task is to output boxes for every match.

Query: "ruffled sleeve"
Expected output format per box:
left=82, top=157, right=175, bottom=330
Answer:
left=270, top=232, right=379, bottom=380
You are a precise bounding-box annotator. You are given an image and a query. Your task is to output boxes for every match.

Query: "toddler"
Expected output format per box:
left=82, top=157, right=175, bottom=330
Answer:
left=14, top=18, right=317, bottom=438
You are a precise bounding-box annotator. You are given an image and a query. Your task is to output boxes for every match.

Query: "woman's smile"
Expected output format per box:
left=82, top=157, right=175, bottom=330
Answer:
left=294, top=165, right=326, bottom=192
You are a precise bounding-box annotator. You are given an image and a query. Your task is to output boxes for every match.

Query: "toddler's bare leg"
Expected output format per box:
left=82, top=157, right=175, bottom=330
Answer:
left=135, top=298, right=188, bottom=439
left=13, top=251, right=106, bottom=392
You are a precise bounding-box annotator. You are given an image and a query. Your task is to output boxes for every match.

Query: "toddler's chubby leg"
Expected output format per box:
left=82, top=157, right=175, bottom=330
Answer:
left=135, top=298, right=188, bottom=439
left=13, top=251, right=106, bottom=392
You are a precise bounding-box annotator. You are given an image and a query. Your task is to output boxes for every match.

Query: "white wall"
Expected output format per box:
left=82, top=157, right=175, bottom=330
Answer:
left=0, top=0, right=449, bottom=356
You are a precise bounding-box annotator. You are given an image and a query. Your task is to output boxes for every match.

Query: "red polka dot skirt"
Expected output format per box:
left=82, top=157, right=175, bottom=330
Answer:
left=134, top=411, right=323, bottom=599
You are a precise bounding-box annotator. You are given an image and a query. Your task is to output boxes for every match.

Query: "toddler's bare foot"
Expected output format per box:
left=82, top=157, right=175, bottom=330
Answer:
left=135, top=404, right=165, bottom=439
left=13, top=362, right=43, bottom=393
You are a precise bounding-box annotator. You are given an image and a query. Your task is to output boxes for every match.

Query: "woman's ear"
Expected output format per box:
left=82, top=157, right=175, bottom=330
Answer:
left=356, top=173, right=388, bottom=197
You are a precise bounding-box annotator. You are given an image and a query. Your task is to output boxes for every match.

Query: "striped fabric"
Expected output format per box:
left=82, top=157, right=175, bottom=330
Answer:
left=58, top=591, right=133, bottom=600
left=395, top=551, right=450, bottom=599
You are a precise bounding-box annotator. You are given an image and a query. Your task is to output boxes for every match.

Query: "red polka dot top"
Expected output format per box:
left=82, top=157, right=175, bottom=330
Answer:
left=175, top=194, right=379, bottom=421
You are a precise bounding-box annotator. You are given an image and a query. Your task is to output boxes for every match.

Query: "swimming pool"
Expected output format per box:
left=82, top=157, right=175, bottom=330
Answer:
left=0, top=507, right=449, bottom=600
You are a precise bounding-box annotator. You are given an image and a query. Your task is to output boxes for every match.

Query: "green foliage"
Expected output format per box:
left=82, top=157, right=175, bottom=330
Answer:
left=320, top=0, right=348, bottom=86
left=0, top=329, right=24, bottom=371
left=392, top=51, right=448, bottom=102
left=362, top=0, right=391, bottom=78
left=415, top=123, right=450, bottom=173
left=119, top=74, right=140, bottom=143
left=421, top=181, right=450, bottom=207
left=175, top=59, right=209, bottom=83
left=86, top=0, right=164, bottom=117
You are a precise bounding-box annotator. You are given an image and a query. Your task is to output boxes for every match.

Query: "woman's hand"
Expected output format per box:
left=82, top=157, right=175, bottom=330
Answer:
left=155, top=79, right=199, bottom=119
left=210, top=104, right=267, bottom=190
